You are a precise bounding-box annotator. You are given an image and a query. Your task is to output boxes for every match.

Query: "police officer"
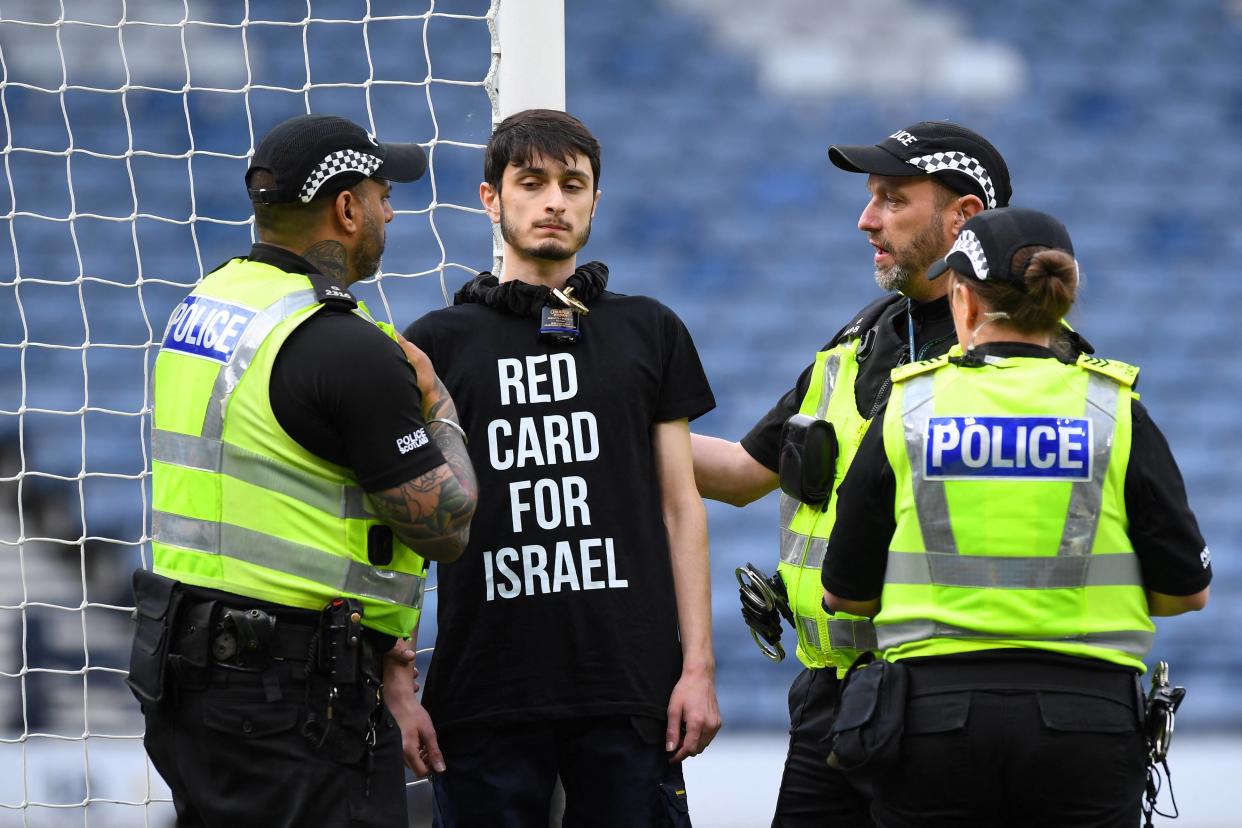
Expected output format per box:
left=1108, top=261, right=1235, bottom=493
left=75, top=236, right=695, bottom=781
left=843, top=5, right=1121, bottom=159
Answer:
left=128, top=113, right=478, bottom=827
left=823, top=207, right=1212, bottom=828
left=693, top=121, right=1041, bottom=826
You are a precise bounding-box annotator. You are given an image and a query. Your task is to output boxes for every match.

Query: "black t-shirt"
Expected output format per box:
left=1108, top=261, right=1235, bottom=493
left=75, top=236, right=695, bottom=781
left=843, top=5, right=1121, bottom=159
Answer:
left=821, top=342, right=1212, bottom=601
left=251, top=244, right=445, bottom=491
left=742, top=294, right=956, bottom=472
left=405, top=266, right=715, bottom=729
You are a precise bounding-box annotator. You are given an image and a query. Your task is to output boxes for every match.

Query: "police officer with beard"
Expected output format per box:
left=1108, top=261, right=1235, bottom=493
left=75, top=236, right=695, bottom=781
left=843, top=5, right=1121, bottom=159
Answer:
left=129, top=113, right=477, bottom=828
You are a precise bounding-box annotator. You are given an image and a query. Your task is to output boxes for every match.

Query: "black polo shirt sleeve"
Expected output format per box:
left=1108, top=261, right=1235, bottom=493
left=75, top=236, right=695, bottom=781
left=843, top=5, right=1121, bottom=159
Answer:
left=270, top=308, right=446, bottom=492
left=821, top=409, right=894, bottom=602
left=1125, top=400, right=1211, bottom=595
left=740, top=359, right=817, bottom=473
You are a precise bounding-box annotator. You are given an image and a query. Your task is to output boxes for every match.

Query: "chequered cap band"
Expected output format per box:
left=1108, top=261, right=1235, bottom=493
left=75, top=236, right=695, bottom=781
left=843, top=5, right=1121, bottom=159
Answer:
left=299, top=148, right=383, bottom=202
left=906, top=151, right=997, bottom=209
left=948, top=228, right=989, bottom=280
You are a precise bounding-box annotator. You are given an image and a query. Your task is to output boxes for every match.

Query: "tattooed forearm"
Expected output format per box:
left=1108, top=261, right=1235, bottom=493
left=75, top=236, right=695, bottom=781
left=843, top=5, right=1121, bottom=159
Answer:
left=419, top=373, right=477, bottom=530
left=422, top=375, right=460, bottom=424
left=302, top=240, right=349, bottom=284
left=369, top=460, right=476, bottom=563
left=427, top=420, right=477, bottom=514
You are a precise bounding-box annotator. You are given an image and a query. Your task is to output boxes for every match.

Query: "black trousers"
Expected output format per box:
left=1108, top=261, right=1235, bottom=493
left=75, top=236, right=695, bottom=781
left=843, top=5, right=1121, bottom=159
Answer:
left=772, top=667, right=874, bottom=828
left=871, top=658, right=1146, bottom=828
left=431, top=715, right=691, bottom=828
left=143, top=662, right=407, bottom=828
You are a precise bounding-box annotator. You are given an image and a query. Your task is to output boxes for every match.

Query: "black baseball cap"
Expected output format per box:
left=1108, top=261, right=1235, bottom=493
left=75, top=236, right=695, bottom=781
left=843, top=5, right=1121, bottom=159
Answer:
left=828, top=121, right=1011, bottom=209
left=246, top=114, right=427, bottom=204
left=927, top=207, right=1074, bottom=288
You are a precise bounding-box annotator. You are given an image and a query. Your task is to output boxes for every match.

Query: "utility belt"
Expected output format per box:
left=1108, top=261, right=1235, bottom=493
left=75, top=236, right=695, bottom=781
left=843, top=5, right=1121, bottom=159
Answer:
left=903, top=653, right=1143, bottom=706
left=127, top=569, right=388, bottom=764
left=167, top=599, right=385, bottom=684
left=128, top=570, right=383, bottom=699
left=827, top=651, right=1144, bottom=777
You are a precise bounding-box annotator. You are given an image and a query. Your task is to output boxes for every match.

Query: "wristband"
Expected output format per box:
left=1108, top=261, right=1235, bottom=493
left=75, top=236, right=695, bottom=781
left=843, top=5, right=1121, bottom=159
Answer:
left=426, top=417, right=468, bottom=445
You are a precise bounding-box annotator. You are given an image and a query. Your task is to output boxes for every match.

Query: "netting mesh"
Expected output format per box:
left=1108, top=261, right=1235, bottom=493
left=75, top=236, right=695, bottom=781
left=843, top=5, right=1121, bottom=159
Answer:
left=0, top=1, right=497, bottom=822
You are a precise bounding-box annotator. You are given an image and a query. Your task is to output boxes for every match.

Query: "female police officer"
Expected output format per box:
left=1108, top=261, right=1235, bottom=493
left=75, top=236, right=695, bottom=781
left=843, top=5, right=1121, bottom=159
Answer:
left=821, top=207, right=1211, bottom=827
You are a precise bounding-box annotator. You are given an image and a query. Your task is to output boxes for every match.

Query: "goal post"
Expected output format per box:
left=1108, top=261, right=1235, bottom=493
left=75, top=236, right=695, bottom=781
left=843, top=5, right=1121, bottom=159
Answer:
left=0, top=1, right=562, bottom=824
left=495, top=0, right=566, bottom=118
left=489, top=0, right=566, bottom=271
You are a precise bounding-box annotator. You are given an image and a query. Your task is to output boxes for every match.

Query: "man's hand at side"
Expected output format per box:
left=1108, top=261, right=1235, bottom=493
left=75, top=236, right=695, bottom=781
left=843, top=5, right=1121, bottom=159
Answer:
left=665, top=664, right=721, bottom=762
left=382, top=638, right=446, bottom=778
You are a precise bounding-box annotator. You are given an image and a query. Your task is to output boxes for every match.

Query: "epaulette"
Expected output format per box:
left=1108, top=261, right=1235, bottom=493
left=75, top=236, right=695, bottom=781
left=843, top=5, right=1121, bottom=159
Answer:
left=306, top=271, right=358, bottom=310
left=1076, top=354, right=1139, bottom=388
left=828, top=293, right=904, bottom=347
left=891, top=353, right=950, bottom=383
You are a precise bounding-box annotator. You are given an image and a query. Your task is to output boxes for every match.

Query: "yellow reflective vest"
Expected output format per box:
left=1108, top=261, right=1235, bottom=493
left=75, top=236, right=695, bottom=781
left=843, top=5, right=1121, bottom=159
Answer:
left=875, top=350, right=1153, bottom=672
left=779, top=340, right=877, bottom=674
left=150, top=256, right=427, bottom=637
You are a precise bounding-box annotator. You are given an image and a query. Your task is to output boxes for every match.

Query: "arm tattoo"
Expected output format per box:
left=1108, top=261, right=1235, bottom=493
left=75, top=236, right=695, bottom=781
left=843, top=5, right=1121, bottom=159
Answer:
left=424, top=375, right=459, bottom=423
left=301, top=240, right=349, bottom=283
left=370, top=377, right=477, bottom=561
left=369, top=462, right=476, bottom=562
left=423, top=375, right=475, bottom=520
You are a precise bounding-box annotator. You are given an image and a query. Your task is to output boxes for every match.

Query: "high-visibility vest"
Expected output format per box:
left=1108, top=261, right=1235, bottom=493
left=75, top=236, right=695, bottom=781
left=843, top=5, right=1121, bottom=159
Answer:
left=150, top=257, right=427, bottom=637
left=875, top=350, right=1153, bottom=672
left=778, top=340, right=878, bottom=673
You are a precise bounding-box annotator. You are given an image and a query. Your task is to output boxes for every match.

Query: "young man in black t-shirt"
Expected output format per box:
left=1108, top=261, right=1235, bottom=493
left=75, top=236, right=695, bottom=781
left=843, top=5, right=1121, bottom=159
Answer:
left=403, top=109, right=720, bottom=826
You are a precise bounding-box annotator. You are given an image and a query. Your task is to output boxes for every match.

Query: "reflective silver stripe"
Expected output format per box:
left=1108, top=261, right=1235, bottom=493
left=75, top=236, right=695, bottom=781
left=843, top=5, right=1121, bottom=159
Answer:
left=780, top=491, right=825, bottom=568
left=1059, top=375, right=1119, bottom=557
left=153, top=428, right=372, bottom=521
left=876, top=619, right=1153, bottom=658
left=814, top=353, right=841, bottom=419
left=780, top=526, right=827, bottom=569
left=827, top=618, right=877, bottom=651
left=885, top=550, right=1143, bottom=589
left=799, top=616, right=822, bottom=650
left=201, top=289, right=319, bottom=440
left=901, top=374, right=958, bottom=553
left=777, top=350, right=843, bottom=567
left=153, top=511, right=424, bottom=608
left=779, top=492, right=799, bottom=529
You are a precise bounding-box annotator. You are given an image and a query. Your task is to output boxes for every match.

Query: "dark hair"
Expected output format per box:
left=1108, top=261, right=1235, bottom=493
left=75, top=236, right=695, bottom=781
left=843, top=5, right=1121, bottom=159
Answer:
left=484, top=109, right=601, bottom=192
left=250, top=168, right=368, bottom=238
left=958, top=247, right=1078, bottom=333
left=931, top=178, right=963, bottom=209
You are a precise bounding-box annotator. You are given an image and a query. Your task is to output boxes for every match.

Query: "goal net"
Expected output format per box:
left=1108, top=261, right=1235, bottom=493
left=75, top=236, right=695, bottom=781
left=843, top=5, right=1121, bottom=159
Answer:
left=0, top=1, right=503, bottom=823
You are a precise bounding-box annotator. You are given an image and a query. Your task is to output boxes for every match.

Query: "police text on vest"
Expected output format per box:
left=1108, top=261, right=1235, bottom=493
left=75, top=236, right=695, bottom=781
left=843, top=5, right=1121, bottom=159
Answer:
left=924, top=416, right=1093, bottom=480
left=162, top=295, right=256, bottom=364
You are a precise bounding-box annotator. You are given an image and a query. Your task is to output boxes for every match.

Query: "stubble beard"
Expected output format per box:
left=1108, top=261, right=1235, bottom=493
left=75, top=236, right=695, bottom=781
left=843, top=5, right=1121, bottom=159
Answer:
left=500, top=204, right=592, bottom=262
left=873, top=209, right=949, bottom=295
left=353, top=208, right=385, bottom=280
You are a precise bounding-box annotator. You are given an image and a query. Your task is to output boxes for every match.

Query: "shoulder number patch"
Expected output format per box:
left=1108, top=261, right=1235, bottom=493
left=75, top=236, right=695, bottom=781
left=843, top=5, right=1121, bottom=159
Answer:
left=925, top=415, right=1092, bottom=481
left=161, top=295, right=256, bottom=365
